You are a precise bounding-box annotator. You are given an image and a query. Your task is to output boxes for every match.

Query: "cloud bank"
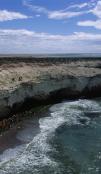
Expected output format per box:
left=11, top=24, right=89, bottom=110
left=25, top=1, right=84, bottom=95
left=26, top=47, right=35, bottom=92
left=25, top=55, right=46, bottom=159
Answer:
left=0, top=29, right=101, bottom=53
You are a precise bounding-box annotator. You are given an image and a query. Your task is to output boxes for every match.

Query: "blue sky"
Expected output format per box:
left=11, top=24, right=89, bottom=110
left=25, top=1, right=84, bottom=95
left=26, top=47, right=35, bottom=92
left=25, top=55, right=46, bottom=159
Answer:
left=0, top=0, right=101, bottom=53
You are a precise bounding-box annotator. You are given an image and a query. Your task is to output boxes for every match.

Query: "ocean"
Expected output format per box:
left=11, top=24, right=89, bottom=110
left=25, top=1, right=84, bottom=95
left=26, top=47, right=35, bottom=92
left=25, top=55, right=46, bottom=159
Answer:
left=0, top=53, right=101, bottom=58
left=0, top=98, right=101, bottom=174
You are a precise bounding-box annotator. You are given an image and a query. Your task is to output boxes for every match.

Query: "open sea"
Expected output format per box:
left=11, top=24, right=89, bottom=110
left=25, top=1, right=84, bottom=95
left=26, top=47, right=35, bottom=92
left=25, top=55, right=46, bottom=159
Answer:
left=0, top=53, right=101, bottom=58
left=0, top=98, right=101, bottom=174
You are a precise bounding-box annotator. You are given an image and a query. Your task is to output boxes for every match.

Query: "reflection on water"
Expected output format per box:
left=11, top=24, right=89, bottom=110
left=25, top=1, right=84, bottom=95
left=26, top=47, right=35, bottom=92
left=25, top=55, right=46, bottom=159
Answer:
left=0, top=99, right=101, bottom=174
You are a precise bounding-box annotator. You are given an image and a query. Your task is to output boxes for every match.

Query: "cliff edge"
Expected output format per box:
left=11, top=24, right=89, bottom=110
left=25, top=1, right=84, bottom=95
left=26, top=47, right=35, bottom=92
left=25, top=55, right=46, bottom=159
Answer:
left=0, top=58, right=101, bottom=119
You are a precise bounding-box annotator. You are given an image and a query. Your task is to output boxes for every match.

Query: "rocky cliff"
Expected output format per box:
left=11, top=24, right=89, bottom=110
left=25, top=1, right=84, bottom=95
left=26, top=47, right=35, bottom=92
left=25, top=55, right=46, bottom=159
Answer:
left=0, top=58, right=101, bottom=119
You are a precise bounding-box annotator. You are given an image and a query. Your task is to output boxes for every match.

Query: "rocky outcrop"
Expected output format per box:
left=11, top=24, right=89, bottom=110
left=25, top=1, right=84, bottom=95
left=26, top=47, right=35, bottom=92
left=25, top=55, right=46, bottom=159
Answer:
left=0, top=58, right=101, bottom=119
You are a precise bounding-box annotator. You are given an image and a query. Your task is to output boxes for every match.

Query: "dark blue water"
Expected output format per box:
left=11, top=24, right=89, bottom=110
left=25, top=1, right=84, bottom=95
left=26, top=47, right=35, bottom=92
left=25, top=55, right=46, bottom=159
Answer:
left=0, top=99, right=101, bottom=174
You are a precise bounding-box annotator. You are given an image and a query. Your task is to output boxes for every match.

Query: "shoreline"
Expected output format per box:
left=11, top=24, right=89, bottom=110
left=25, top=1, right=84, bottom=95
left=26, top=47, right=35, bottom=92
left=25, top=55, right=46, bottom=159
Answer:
left=0, top=105, right=48, bottom=154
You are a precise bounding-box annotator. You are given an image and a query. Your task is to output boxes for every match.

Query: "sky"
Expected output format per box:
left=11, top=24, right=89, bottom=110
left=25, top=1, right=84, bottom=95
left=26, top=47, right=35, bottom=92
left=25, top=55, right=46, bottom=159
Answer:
left=0, top=0, right=101, bottom=53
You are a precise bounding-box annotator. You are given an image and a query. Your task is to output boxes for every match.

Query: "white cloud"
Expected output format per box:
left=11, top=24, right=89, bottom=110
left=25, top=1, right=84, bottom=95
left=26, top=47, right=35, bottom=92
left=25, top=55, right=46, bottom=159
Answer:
left=0, top=29, right=101, bottom=53
left=23, top=1, right=90, bottom=20
left=73, top=32, right=101, bottom=40
left=67, top=3, right=88, bottom=9
left=48, top=11, right=85, bottom=20
left=91, top=0, right=101, bottom=18
left=0, top=29, right=34, bottom=36
left=0, top=10, right=29, bottom=21
left=77, top=0, right=101, bottom=30
left=78, top=20, right=101, bottom=29
left=1, top=29, right=101, bottom=41
left=23, top=0, right=101, bottom=28
left=23, top=1, right=48, bottom=14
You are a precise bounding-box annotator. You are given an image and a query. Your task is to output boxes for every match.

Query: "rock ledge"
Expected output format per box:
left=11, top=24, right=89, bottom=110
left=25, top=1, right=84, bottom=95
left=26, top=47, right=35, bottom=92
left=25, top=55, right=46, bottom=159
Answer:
left=0, top=57, right=101, bottom=119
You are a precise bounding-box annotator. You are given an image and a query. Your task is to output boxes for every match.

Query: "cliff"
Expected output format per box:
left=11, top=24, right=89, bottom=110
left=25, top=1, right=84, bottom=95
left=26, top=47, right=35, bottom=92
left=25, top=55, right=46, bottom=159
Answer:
left=0, top=57, right=101, bottom=119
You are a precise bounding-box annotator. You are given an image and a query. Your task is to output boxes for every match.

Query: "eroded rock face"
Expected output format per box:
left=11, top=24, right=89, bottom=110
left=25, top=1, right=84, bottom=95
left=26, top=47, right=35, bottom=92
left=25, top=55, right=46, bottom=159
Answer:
left=0, top=58, right=101, bottom=119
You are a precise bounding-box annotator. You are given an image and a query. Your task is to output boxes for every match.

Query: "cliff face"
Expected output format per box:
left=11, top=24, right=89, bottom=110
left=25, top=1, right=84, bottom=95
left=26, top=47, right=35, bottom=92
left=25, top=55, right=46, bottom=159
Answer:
left=0, top=58, right=101, bottom=119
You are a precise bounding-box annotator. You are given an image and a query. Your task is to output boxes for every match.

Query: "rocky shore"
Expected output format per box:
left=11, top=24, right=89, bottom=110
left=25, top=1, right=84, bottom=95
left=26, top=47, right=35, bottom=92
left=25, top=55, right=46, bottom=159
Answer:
left=0, top=57, right=101, bottom=121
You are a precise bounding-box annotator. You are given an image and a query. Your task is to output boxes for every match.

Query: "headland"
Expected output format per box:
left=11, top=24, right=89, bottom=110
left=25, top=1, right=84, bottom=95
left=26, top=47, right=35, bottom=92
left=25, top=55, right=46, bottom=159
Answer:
left=0, top=56, right=101, bottom=121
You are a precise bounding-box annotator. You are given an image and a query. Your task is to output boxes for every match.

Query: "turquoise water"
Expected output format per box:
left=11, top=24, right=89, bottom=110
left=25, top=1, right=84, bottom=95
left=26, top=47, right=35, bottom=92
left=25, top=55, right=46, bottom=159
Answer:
left=0, top=99, right=101, bottom=174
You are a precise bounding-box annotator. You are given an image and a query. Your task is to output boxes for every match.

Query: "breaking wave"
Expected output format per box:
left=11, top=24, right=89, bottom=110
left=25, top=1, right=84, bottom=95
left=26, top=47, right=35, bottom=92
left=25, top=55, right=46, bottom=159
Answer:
left=0, top=99, right=101, bottom=174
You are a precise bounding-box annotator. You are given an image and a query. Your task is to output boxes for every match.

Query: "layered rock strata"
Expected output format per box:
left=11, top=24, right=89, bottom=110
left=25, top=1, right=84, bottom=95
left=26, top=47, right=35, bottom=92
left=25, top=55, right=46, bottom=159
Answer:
left=0, top=58, right=101, bottom=119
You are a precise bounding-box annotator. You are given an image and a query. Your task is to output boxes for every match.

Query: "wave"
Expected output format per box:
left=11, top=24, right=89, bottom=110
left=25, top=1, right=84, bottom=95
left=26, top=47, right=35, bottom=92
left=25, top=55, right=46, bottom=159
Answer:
left=0, top=99, right=101, bottom=174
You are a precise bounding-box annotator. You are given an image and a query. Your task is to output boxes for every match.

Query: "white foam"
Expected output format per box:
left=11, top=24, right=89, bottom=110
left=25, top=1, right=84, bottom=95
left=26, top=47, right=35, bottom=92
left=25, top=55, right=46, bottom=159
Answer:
left=0, top=145, right=26, bottom=163
left=0, top=99, right=101, bottom=174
